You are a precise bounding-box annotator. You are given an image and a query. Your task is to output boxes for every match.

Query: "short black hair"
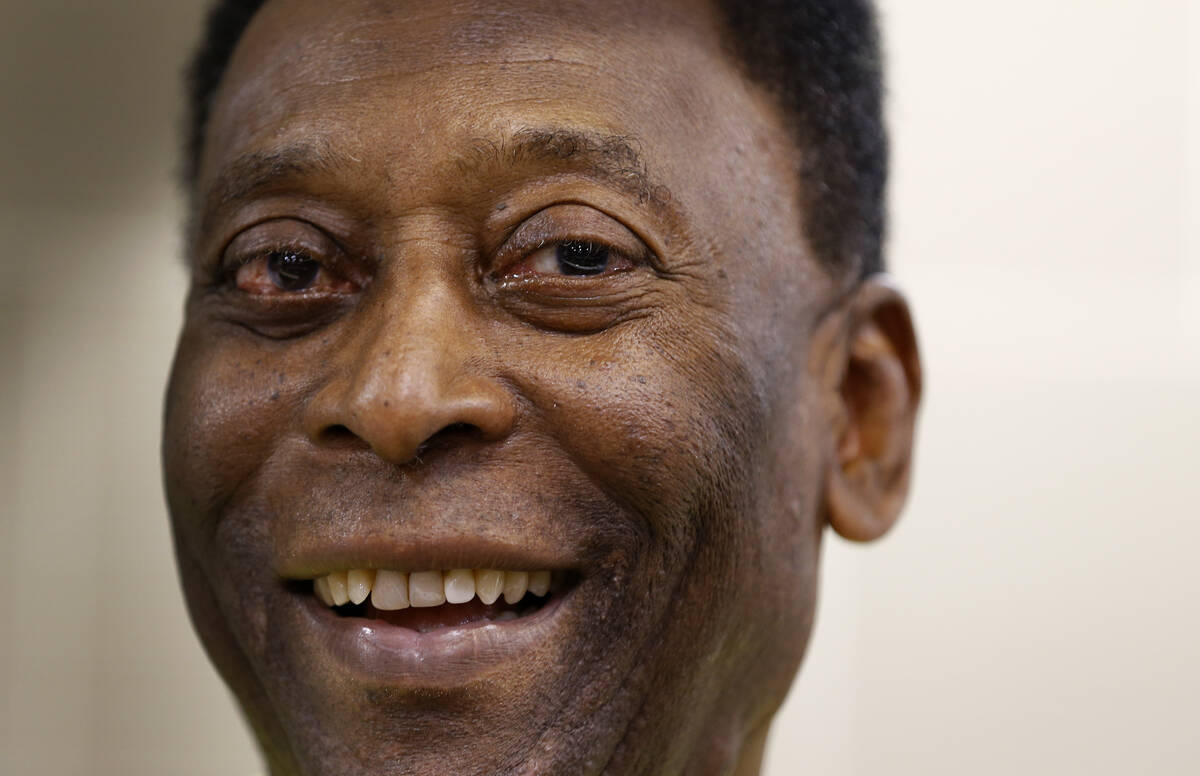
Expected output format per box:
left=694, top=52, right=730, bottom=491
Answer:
left=184, top=0, right=886, bottom=276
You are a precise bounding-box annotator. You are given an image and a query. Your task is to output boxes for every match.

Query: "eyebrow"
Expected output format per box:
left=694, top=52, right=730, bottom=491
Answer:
left=199, top=139, right=349, bottom=218
left=196, top=127, right=672, bottom=233
left=451, top=127, right=672, bottom=209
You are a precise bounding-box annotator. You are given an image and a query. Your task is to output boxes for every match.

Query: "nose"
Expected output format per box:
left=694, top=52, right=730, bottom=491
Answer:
left=303, top=282, right=516, bottom=465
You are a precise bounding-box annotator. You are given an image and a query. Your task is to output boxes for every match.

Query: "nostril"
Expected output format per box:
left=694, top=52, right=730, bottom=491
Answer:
left=413, top=422, right=480, bottom=458
left=318, top=424, right=365, bottom=449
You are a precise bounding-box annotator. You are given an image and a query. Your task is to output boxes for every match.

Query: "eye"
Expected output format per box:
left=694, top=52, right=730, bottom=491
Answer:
left=494, top=205, right=649, bottom=281
left=223, top=220, right=359, bottom=296
left=234, top=247, right=357, bottom=295
left=518, top=239, right=633, bottom=278
left=264, top=249, right=319, bottom=289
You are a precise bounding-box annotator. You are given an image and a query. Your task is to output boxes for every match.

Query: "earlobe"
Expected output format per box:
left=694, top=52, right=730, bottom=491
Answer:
left=816, top=276, right=922, bottom=542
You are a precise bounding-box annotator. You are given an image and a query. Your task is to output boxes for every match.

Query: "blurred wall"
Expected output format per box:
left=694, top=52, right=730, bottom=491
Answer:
left=1, top=2, right=253, bottom=774
left=767, top=2, right=1200, bottom=774
left=1, top=1, right=1196, bottom=774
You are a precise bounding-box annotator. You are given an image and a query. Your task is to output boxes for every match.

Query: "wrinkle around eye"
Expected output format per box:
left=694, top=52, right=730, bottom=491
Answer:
left=493, top=280, right=669, bottom=334
left=197, top=287, right=359, bottom=340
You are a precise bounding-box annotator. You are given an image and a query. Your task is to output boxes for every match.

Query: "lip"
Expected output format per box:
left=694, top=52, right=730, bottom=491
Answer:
left=275, top=535, right=583, bottom=581
left=290, top=580, right=574, bottom=685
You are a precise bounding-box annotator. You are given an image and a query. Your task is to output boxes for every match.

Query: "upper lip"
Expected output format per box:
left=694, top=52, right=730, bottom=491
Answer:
left=275, top=535, right=583, bottom=580
left=259, top=445, right=601, bottom=581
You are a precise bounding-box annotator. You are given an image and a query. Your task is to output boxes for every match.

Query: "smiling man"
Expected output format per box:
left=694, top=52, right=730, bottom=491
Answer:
left=163, top=0, right=921, bottom=773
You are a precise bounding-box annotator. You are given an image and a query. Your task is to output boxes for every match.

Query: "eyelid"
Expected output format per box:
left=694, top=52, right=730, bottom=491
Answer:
left=491, top=204, right=653, bottom=277
left=219, top=218, right=354, bottom=280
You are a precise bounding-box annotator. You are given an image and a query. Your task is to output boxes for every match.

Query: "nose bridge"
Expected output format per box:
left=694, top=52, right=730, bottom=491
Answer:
left=310, top=244, right=514, bottom=463
left=357, top=277, right=458, bottom=394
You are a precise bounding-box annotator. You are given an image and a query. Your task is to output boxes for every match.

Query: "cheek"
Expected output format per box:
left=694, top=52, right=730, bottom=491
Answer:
left=163, top=326, right=297, bottom=532
left=511, top=318, right=766, bottom=551
left=163, top=325, right=305, bottom=669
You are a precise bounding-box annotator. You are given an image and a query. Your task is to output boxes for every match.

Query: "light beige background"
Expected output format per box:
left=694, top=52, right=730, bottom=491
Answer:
left=2, top=1, right=1196, bottom=774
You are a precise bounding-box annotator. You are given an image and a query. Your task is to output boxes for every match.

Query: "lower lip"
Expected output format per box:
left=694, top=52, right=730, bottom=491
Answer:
left=294, top=589, right=571, bottom=685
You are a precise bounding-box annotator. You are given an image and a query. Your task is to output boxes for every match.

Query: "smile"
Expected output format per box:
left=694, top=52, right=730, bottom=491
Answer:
left=312, top=568, right=560, bottom=633
left=291, top=561, right=578, bottom=685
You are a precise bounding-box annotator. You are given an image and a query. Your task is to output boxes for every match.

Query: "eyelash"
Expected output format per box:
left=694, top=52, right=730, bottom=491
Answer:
left=222, top=239, right=639, bottom=291
left=226, top=245, right=356, bottom=296
left=215, top=202, right=655, bottom=300
left=494, top=238, right=637, bottom=280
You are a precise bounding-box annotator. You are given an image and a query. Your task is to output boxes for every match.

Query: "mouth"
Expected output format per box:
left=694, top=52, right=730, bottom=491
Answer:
left=309, top=568, right=569, bottom=633
left=276, top=541, right=587, bottom=684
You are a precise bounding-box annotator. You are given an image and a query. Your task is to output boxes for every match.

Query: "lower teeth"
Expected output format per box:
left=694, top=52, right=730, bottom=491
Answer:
left=328, top=593, right=546, bottom=631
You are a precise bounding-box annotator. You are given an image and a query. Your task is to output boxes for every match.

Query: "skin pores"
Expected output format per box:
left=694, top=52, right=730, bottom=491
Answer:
left=164, top=0, right=843, bottom=773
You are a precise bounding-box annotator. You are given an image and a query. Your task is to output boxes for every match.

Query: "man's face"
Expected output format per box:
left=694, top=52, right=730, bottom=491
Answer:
left=164, top=0, right=842, bottom=772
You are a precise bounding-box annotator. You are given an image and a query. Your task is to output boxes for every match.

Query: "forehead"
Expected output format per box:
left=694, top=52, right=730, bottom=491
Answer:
left=213, top=0, right=722, bottom=137
left=198, top=0, right=829, bottom=331
left=203, top=0, right=799, bottom=215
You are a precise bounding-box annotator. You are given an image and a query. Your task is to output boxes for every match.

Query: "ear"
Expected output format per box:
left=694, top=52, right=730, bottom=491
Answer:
left=812, top=276, right=922, bottom=542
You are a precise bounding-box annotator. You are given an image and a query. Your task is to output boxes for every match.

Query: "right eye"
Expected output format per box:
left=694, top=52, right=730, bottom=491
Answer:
left=234, top=248, right=356, bottom=295
left=223, top=220, right=359, bottom=296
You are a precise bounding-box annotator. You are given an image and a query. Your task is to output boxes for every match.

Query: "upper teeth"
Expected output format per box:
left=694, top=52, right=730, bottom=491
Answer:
left=313, top=568, right=552, bottom=610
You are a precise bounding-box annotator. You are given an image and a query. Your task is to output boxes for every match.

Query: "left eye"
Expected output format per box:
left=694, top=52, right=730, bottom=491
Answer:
left=520, top=240, right=632, bottom=277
